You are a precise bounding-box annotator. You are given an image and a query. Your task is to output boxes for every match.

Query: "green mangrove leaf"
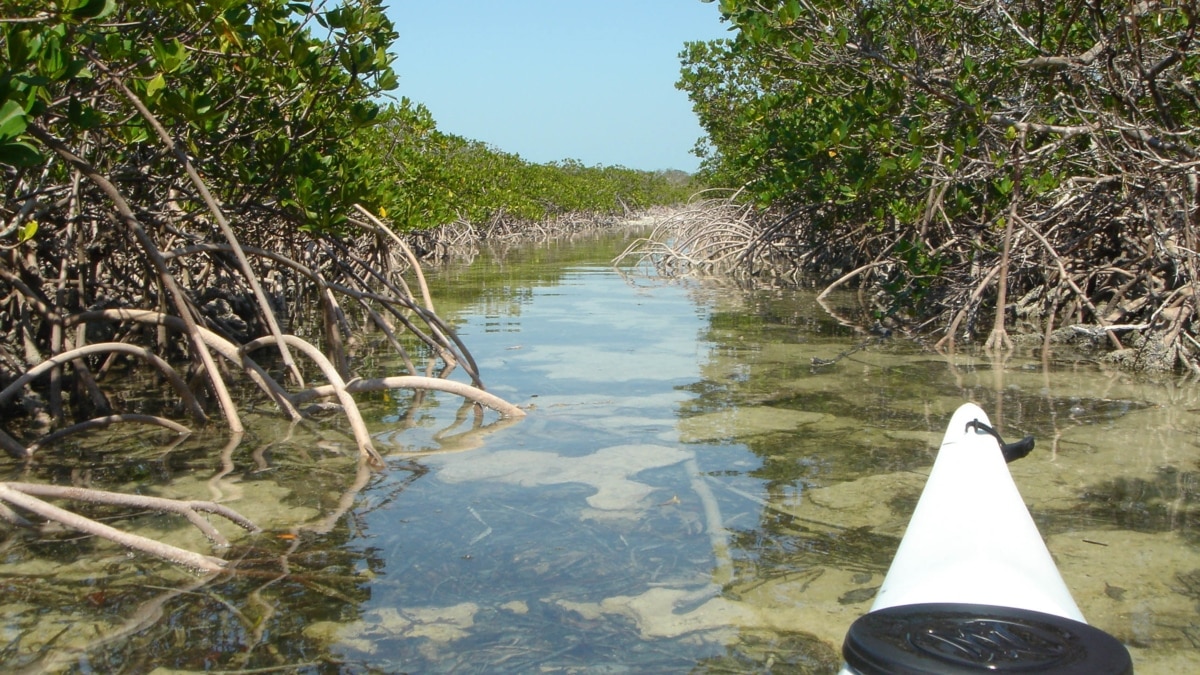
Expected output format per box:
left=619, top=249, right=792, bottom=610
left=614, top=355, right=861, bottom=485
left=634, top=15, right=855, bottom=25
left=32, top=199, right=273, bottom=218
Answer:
left=152, top=37, right=188, bottom=73
left=145, top=73, right=166, bottom=100
left=0, top=100, right=29, bottom=139
left=0, top=140, right=43, bottom=167
left=67, top=0, right=117, bottom=21
left=18, top=219, right=38, bottom=243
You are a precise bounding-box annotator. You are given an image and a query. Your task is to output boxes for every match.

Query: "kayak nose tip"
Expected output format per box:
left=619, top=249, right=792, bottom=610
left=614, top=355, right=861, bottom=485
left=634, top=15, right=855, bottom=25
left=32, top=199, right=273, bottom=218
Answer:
left=1001, top=434, right=1036, bottom=462
left=965, top=418, right=1036, bottom=463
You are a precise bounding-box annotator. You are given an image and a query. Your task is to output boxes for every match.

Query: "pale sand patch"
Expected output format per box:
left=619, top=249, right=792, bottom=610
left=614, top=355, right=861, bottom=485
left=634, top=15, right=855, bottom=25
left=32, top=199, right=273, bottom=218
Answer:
left=556, top=587, right=754, bottom=641
left=553, top=565, right=875, bottom=650
left=1047, top=529, right=1200, bottom=674
left=304, top=601, right=481, bottom=653
left=434, top=444, right=691, bottom=515
left=500, top=600, right=529, bottom=615
left=549, top=526, right=1200, bottom=674
left=803, top=471, right=928, bottom=534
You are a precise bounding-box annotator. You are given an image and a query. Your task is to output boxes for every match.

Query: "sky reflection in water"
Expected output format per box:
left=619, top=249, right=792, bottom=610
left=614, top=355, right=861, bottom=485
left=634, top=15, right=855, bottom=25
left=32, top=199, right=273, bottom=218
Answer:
left=2, top=233, right=1198, bottom=673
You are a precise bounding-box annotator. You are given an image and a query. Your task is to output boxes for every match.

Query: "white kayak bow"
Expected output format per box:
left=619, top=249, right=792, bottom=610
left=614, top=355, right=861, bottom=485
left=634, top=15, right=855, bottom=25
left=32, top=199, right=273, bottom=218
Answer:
left=839, top=402, right=1132, bottom=674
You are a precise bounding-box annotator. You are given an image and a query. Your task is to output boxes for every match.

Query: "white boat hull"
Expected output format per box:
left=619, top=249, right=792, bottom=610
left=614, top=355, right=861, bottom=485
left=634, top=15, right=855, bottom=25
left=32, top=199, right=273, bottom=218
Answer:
left=838, top=403, right=1131, bottom=674
left=870, top=402, right=1082, bottom=619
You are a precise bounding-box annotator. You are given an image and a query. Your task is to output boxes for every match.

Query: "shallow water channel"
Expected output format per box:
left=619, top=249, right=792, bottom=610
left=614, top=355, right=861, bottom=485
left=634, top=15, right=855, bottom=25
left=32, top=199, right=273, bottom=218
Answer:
left=4, top=230, right=1200, bottom=673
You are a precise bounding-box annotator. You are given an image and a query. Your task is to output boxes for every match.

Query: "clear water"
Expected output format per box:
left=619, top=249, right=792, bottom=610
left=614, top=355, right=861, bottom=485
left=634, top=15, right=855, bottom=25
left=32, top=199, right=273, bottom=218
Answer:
left=2, top=231, right=1198, bottom=673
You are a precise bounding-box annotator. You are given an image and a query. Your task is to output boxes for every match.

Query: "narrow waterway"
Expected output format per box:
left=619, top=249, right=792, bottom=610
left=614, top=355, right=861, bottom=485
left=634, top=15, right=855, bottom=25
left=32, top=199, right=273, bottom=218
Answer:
left=3, top=229, right=1198, bottom=673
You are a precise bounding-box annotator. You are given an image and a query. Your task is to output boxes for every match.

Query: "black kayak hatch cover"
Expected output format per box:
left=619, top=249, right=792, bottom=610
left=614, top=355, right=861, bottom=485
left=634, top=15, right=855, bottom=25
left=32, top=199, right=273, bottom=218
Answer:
left=842, top=602, right=1133, bottom=674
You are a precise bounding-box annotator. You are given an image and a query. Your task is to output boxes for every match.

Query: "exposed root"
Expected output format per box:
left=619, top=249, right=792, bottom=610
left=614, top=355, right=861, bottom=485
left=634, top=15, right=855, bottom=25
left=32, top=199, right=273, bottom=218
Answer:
left=24, top=414, right=190, bottom=455
left=621, top=191, right=1200, bottom=373
left=0, top=482, right=258, bottom=573
left=291, top=375, right=527, bottom=419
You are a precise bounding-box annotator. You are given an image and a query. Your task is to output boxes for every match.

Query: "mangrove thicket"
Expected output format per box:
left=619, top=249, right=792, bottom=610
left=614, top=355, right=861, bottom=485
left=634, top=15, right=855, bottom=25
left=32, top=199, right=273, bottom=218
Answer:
left=659, top=0, right=1199, bottom=372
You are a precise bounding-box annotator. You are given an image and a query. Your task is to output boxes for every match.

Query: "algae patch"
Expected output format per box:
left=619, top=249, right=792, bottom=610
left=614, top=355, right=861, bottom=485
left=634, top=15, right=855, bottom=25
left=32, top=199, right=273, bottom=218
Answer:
left=679, top=407, right=829, bottom=443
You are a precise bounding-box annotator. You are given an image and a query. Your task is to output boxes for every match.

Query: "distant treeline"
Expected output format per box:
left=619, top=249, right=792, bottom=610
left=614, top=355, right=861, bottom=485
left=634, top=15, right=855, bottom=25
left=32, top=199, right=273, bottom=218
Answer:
left=364, top=105, right=698, bottom=229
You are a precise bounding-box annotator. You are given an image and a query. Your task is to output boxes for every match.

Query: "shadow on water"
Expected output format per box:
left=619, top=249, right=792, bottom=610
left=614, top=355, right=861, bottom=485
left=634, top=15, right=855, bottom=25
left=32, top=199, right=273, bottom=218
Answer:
left=3, top=229, right=1200, bottom=673
left=1073, top=466, right=1200, bottom=542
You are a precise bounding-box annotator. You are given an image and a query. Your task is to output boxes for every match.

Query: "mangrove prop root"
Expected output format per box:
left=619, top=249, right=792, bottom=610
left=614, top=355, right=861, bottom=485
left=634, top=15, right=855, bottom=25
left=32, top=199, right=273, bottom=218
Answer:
left=0, top=342, right=208, bottom=429
left=290, top=375, right=528, bottom=419
left=4, top=481, right=259, bottom=544
left=68, top=309, right=301, bottom=420
left=352, top=204, right=437, bottom=313
left=27, top=124, right=244, bottom=434
left=5, top=133, right=542, bottom=575
left=102, top=60, right=305, bottom=390
left=0, top=482, right=248, bottom=573
left=623, top=177, right=1200, bottom=372
left=242, top=335, right=385, bottom=467
left=25, top=414, right=190, bottom=454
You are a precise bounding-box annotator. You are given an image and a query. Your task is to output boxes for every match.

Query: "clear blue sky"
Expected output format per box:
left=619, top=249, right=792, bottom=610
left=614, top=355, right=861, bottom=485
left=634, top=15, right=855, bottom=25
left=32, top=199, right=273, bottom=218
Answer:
left=385, top=1, right=731, bottom=173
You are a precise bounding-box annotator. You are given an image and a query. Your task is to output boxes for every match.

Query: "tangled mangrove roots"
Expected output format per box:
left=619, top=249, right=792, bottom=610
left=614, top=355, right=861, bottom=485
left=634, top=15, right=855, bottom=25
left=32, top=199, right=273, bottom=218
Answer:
left=1, top=131, right=523, bottom=570
left=614, top=190, right=761, bottom=276
left=620, top=185, right=1200, bottom=374
left=661, top=0, right=1200, bottom=373
left=0, top=481, right=257, bottom=573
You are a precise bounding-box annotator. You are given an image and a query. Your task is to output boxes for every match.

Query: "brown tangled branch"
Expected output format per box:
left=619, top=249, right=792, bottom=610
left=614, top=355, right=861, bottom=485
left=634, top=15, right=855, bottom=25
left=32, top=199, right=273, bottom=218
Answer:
left=4, top=123, right=522, bottom=574
left=25, top=124, right=245, bottom=434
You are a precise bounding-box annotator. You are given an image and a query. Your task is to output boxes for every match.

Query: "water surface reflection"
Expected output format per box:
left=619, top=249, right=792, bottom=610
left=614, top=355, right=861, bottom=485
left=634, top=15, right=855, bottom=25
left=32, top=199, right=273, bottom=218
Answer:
left=2, top=232, right=1198, bottom=673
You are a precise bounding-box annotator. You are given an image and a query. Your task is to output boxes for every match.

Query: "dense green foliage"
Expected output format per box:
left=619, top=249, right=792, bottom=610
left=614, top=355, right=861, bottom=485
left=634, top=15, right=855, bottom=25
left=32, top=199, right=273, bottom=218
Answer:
left=3, top=0, right=402, bottom=232
left=683, top=1, right=1198, bottom=216
left=677, top=0, right=1200, bottom=361
left=1, top=0, right=693, bottom=242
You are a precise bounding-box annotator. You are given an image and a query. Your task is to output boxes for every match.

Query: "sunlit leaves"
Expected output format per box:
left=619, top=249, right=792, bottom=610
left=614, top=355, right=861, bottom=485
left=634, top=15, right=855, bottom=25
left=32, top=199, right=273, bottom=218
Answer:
left=5, top=0, right=686, bottom=236
left=0, top=100, right=30, bottom=138
left=144, top=73, right=166, bottom=100
left=352, top=100, right=695, bottom=231
left=151, top=37, right=188, bottom=73
left=0, top=2, right=352, bottom=231
left=17, top=219, right=38, bottom=243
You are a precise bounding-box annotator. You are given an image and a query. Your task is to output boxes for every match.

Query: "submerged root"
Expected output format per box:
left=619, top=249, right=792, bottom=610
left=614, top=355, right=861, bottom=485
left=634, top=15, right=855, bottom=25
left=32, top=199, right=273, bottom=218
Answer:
left=291, top=375, right=527, bottom=419
left=0, top=482, right=259, bottom=573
